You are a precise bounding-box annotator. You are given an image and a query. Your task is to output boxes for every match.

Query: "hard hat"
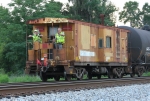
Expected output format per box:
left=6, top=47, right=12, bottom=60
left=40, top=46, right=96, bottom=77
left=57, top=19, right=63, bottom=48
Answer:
left=34, top=29, right=38, bottom=32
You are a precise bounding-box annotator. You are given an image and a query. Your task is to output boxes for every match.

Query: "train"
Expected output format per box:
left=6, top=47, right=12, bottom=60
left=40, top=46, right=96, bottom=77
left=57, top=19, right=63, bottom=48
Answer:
left=25, top=17, right=150, bottom=82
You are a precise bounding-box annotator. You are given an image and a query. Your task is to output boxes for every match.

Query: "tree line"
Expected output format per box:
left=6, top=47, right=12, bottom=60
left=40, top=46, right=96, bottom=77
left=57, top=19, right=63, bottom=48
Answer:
left=0, top=0, right=149, bottom=75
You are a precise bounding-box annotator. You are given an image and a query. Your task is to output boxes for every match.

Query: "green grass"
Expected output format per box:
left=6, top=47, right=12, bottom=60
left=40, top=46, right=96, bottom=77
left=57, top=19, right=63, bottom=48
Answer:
left=9, top=75, right=41, bottom=83
left=0, top=72, right=149, bottom=84
left=143, top=72, right=150, bottom=76
left=0, top=74, right=9, bottom=83
left=0, top=68, right=9, bottom=83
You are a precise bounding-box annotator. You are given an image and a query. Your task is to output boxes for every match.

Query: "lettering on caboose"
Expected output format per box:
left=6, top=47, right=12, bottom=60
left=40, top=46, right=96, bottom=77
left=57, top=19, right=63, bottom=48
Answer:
left=62, top=25, right=72, bottom=31
left=35, top=26, right=45, bottom=32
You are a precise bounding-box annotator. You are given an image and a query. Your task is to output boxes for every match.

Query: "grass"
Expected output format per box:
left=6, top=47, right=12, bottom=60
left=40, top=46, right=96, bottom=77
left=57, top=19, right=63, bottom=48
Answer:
left=0, top=69, right=41, bottom=83
left=0, top=71, right=150, bottom=83
left=9, top=75, right=41, bottom=83
left=0, top=74, right=9, bottom=83
left=7, top=75, right=108, bottom=83
left=143, top=72, right=150, bottom=76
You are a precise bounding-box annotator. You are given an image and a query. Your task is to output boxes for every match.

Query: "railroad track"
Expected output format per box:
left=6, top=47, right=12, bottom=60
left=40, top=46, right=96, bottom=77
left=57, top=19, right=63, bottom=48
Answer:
left=1, top=77, right=150, bottom=98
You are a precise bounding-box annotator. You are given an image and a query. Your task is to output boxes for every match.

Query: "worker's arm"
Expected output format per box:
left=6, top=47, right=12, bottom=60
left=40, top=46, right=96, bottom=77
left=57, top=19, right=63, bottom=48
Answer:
left=52, top=38, right=55, bottom=42
left=38, top=34, right=43, bottom=37
left=53, top=35, right=56, bottom=43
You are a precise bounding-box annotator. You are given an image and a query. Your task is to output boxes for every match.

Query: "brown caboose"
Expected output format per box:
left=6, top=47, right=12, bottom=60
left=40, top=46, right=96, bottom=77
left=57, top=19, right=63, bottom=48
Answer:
left=25, top=18, right=129, bottom=81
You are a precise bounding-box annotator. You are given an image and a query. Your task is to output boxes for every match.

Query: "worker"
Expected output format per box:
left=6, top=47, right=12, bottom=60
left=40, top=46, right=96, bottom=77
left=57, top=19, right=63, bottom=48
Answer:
left=53, top=28, right=65, bottom=49
left=29, top=29, right=42, bottom=43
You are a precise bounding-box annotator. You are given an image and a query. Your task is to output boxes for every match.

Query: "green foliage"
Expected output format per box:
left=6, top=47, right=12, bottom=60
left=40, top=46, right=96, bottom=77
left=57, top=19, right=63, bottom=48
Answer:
left=2, top=42, right=26, bottom=72
left=0, top=69, right=9, bottom=83
left=42, top=0, right=67, bottom=18
left=119, top=1, right=142, bottom=27
left=9, top=0, right=46, bottom=23
left=0, top=74, right=9, bottom=83
left=8, top=0, right=66, bottom=23
left=119, top=1, right=150, bottom=28
left=0, top=68, right=5, bottom=74
left=142, top=3, right=150, bottom=25
left=9, top=75, right=41, bottom=83
left=0, top=0, right=66, bottom=74
left=64, top=0, right=117, bottom=26
left=0, top=6, right=11, bottom=24
left=143, top=72, right=150, bottom=76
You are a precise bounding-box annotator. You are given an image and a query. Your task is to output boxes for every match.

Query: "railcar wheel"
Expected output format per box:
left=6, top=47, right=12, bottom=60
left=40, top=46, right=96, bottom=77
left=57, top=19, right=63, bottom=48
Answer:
left=77, top=74, right=83, bottom=80
left=54, top=76, right=60, bottom=81
left=137, top=66, right=145, bottom=77
left=87, top=73, right=92, bottom=79
left=75, top=68, right=85, bottom=80
left=137, top=72, right=143, bottom=77
left=40, top=71, right=48, bottom=82
left=97, top=74, right=101, bottom=79
left=108, top=74, right=114, bottom=79
left=113, top=68, right=123, bottom=78
left=134, top=66, right=145, bottom=77
left=130, top=73, right=135, bottom=77
left=117, top=75, right=122, bottom=78
left=65, top=74, right=71, bottom=81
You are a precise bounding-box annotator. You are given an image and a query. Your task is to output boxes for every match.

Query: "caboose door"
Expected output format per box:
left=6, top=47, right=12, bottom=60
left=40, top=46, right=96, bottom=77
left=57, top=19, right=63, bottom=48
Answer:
left=48, top=27, right=58, bottom=59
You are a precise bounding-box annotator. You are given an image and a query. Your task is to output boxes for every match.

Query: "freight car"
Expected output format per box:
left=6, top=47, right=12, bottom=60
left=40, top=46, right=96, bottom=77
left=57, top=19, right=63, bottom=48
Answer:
left=119, top=26, right=150, bottom=77
left=25, top=17, right=144, bottom=82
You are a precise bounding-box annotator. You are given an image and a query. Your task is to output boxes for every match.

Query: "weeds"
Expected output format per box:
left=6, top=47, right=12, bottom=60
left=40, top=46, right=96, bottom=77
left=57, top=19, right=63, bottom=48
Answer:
left=9, top=75, right=41, bottom=83
left=0, top=74, right=9, bottom=83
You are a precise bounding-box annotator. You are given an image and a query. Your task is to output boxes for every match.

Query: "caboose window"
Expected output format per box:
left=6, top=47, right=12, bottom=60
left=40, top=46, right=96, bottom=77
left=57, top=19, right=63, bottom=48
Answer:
left=106, top=36, right=111, bottom=48
left=99, top=38, right=103, bottom=48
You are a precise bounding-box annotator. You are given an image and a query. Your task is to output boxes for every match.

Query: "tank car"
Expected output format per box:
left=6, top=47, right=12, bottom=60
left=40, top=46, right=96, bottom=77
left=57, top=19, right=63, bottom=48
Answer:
left=119, top=26, right=150, bottom=77
left=25, top=17, right=130, bottom=81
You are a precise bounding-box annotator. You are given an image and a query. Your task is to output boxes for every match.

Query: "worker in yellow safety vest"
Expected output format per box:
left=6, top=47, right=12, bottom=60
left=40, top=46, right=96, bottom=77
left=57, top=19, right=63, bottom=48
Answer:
left=53, top=28, right=65, bottom=49
left=29, top=29, right=42, bottom=43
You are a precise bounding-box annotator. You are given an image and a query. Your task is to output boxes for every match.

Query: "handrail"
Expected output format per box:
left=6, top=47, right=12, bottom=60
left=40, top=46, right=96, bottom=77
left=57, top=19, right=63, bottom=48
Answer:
left=70, top=46, right=75, bottom=60
left=27, top=35, right=53, bottom=43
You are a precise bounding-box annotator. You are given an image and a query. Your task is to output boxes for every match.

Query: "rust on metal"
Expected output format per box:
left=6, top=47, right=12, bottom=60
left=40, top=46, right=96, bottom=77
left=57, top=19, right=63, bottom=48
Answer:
left=28, top=18, right=69, bottom=24
left=100, top=14, right=105, bottom=25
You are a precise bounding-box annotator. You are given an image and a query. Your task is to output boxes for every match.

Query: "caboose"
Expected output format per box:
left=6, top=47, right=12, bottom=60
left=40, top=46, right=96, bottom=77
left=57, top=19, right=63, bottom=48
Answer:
left=25, top=17, right=130, bottom=81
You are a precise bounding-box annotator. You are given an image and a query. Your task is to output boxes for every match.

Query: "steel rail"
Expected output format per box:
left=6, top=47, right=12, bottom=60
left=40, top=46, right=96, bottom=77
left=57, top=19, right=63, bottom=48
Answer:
left=0, top=77, right=150, bottom=97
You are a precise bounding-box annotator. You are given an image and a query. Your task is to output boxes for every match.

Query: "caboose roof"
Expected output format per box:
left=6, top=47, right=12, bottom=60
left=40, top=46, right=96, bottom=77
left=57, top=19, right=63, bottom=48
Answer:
left=27, top=17, right=129, bottom=32
left=27, top=17, right=74, bottom=24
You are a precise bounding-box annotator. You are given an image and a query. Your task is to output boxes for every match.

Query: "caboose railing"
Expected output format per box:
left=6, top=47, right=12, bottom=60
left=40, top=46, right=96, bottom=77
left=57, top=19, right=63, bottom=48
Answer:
left=27, top=34, right=76, bottom=66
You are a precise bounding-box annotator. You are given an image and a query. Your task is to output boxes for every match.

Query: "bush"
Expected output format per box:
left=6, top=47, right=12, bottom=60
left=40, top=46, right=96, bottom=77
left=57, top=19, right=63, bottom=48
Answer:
left=0, top=74, right=9, bottom=83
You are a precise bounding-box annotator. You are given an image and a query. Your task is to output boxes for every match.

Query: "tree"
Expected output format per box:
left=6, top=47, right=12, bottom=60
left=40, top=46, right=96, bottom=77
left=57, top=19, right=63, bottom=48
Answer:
left=119, top=1, right=150, bottom=28
left=0, top=6, right=12, bottom=72
left=42, top=0, right=66, bottom=18
left=142, top=3, right=150, bottom=25
left=0, top=0, right=66, bottom=74
left=63, top=0, right=118, bottom=26
left=119, top=1, right=145, bottom=28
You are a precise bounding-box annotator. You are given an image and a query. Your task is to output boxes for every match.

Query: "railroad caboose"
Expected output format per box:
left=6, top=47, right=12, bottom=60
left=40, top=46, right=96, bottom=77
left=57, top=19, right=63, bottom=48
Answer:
left=25, top=18, right=129, bottom=81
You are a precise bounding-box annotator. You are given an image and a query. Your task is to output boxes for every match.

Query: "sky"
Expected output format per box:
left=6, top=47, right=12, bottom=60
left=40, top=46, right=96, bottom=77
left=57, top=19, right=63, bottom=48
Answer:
left=0, top=0, right=150, bottom=26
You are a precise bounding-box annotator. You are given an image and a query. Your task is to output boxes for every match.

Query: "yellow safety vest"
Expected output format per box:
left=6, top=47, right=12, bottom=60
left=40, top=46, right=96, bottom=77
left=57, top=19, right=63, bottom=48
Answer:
left=33, top=34, right=42, bottom=43
left=55, top=32, right=65, bottom=44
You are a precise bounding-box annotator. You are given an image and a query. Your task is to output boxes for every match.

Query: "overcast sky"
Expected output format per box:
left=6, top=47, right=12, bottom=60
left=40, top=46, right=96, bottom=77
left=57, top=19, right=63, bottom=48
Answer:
left=0, top=0, right=149, bottom=26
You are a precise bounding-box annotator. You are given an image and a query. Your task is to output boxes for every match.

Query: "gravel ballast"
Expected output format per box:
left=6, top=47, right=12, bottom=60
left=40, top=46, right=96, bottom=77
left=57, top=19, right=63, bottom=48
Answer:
left=1, top=83, right=150, bottom=101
